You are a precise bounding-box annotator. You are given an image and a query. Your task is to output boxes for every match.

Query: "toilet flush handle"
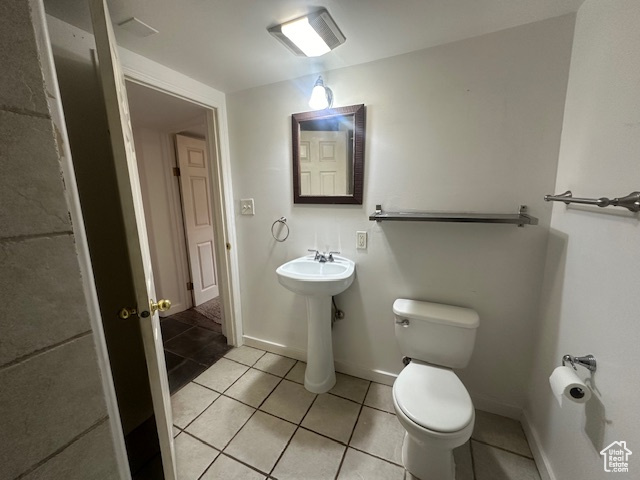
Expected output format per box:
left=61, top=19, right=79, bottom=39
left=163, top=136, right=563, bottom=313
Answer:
left=395, top=318, right=410, bottom=327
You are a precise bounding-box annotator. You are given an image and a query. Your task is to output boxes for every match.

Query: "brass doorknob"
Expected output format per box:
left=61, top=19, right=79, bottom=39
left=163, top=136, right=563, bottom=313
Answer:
left=150, top=299, right=172, bottom=314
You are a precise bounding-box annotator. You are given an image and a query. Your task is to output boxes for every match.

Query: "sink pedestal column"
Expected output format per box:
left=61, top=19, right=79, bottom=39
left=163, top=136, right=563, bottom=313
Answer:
left=304, top=295, right=336, bottom=393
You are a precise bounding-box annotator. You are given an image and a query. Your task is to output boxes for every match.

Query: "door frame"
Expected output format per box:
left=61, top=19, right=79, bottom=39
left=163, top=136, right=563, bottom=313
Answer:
left=122, top=71, right=242, bottom=348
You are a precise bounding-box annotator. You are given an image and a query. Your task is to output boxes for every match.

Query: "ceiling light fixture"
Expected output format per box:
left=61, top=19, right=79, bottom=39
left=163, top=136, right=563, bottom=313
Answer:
left=268, top=8, right=346, bottom=57
left=309, top=76, right=333, bottom=110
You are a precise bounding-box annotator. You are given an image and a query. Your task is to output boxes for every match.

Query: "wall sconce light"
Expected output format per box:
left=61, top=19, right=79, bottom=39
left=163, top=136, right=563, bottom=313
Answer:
left=309, top=76, right=333, bottom=110
left=268, top=8, right=346, bottom=57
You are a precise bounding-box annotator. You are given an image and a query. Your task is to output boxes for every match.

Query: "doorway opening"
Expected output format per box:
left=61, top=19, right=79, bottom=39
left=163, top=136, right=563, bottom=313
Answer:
left=127, top=81, right=233, bottom=395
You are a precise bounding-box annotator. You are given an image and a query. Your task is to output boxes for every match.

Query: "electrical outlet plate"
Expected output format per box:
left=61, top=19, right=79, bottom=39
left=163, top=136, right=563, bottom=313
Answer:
left=356, top=231, right=367, bottom=249
left=240, top=198, right=255, bottom=215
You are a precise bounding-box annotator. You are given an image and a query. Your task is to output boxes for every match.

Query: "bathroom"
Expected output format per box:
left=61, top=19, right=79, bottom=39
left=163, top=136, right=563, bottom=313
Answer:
left=1, top=1, right=639, bottom=480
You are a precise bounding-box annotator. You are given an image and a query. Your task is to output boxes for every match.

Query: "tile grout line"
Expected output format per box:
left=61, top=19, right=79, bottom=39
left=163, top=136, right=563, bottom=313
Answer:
left=177, top=352, right=403, bottom=478
left=201, top=450, right=272, bottom=479
left=267, top=381, right=320, bottom=478
left=334, top=381, right=373, bottom=479
left=182, top=419, right=278, bottom=479
left=177, top=349, right=538, bottom=479
left=174, top=392, right=219, bottom=432
left=162, top=325, right=196, bottom=346
left=164, top=328, right=226, bottom=360
left=184, top=427, right=284, bottom=480
left=190, top=358, right=399, bottom=472
left=282, top=371, right=395, bottom=414
left=175, top=430, right=219, bottom=480
left=470, top=439, right=477, bottom=480
left=226, top=360, right=299, bottom=477
left=196, top=374, right=288, bottom=477
left=181, top=363, right=259, bottom=433
left=193, top=355, right=297, bottom=477
left=471, top=438, right=535, bottom=461
left=162, top=313, right=232, bottom=393
left=347, top=445, right=404, bottom=468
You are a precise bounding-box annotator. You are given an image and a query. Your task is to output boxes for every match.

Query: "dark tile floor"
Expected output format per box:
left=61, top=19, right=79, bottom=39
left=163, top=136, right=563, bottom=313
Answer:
left=161, top=309, right=232, bottom=394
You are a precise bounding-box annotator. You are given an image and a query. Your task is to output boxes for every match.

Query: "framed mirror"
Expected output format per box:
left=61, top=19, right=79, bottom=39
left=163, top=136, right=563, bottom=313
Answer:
left=292, top=104, right=365, bottom=204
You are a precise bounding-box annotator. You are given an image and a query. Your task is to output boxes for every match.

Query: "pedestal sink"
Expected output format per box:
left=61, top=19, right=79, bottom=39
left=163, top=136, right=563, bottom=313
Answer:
left=276, top=254, right=356, bottom=393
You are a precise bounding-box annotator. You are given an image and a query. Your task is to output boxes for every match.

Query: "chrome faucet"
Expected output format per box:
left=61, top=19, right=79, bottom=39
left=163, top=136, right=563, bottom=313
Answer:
left=307, top=250, right=340, bottom=263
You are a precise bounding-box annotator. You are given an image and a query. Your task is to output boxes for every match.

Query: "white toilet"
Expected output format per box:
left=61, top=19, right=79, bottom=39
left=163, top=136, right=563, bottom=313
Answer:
left=392, top=299, right=479, bottom=480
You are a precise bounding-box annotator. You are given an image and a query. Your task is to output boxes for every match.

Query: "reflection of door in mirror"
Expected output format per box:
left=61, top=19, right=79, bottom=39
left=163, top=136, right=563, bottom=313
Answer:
left=299, top=130, right=348, bottom=196
left=292, top=104, right=365, bottom=204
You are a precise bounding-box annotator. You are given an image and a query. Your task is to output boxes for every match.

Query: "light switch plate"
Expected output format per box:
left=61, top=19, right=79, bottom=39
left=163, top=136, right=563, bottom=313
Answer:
left=356, top=231, right=367, bottom=249
left=240, top=198, right=255, bottom=215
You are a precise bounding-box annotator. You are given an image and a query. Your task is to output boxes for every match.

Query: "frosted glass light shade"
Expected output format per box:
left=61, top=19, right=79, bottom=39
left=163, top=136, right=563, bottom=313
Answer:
left=281, top=17, right=331, bottom=57
left=309, top=85, right=329, bottom=110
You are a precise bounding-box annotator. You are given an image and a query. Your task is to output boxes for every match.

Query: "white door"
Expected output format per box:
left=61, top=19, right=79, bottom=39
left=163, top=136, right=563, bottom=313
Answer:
left=299, top=130, right=348, bottom=195
left=89, top=1, right=176, bottom=478
left=175, top=134, right=219, bottom=306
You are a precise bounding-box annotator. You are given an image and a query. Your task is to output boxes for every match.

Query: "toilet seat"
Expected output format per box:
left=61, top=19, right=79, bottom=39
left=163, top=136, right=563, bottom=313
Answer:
left=394, top=362, right=473, bottom=433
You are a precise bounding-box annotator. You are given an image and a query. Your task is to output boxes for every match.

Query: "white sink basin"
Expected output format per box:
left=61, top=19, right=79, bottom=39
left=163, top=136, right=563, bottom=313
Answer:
left=276, top=254, right=356, bottom=393
left=276, top=255, right=355, bottom=296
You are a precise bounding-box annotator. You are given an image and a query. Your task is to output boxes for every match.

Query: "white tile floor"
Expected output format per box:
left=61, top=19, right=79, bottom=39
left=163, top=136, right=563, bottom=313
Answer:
left=171, top=346, right=541, bottom=480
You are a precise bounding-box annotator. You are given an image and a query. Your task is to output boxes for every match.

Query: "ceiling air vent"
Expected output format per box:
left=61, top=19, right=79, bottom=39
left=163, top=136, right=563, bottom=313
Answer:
left=117, top=17, right=159, bottom=38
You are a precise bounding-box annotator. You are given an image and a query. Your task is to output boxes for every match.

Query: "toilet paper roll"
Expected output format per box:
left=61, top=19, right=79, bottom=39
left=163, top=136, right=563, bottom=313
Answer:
left=549, top=366, right=592, bottom=406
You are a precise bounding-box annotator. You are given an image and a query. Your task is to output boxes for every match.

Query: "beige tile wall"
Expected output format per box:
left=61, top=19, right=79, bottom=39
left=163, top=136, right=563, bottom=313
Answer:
left=0, top=1, right=120, bottom=478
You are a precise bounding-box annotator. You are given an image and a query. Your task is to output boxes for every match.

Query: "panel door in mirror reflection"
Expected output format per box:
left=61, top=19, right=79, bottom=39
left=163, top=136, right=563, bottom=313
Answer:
left=299, top=130, right=349, bottom=196
left=292, top=104, right=365, bottom=205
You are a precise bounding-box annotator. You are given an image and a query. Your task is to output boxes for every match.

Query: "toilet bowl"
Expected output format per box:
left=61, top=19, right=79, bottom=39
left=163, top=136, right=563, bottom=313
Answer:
left=392, top=361, right=474, bottom=480
left=392, top=299, right=479, bottom=480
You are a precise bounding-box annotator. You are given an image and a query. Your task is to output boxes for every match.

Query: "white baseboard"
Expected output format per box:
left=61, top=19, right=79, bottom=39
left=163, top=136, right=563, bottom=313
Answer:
left=242, top=335, right=397, bottom=386
left=242, top=335, right=307, bottom=362
left=521, top=410, right=555, bottom=480
left=333, top=360, right=397, bottom=386
left=469, top=391, right=522, bottom=420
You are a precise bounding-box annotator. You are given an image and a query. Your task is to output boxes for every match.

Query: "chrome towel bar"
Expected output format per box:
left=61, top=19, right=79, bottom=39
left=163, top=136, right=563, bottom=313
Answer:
left=544, top=190, right=640, bottom=212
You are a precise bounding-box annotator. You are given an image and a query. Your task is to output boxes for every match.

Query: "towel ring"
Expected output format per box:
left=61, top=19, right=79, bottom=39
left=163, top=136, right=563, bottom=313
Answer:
left=271, top=217, right=289, bottom=242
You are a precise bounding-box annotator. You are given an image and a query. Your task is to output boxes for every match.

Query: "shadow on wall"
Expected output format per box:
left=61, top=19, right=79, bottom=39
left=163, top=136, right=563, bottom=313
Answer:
left=583, top=389, right=609, bottom=453
left=332, top=272, right=377, bottom=372
left=529, top=229, right=568, bottom=435
left=530, top=228, right=612, bottom=455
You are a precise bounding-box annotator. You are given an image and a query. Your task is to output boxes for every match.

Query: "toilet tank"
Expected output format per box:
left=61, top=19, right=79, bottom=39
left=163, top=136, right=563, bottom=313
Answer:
left=393, top=299, right=479, bottom=369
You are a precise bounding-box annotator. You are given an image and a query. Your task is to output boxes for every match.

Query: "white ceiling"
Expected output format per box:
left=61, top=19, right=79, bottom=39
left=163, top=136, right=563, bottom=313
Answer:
left=45, top=0, right=584, bottom=93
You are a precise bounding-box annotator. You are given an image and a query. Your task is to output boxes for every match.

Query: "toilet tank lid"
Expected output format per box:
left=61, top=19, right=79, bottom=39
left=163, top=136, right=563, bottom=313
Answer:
left=393, top=299, right=479, bottom=329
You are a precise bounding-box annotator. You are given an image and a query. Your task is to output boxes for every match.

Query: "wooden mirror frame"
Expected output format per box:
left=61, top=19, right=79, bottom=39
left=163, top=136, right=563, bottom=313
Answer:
left=292, top=104, right=366, bottom=204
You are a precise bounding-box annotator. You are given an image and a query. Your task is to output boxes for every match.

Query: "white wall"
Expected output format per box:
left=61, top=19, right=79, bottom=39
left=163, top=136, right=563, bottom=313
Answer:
left=134, top=127, right=191, bottom=315
left=228, top=15, right=575, bottom=412
left=525, top=2, right=640, bottom=479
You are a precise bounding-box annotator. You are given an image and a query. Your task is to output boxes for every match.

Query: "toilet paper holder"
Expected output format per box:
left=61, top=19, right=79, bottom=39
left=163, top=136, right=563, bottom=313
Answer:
left=562, top=354, right=597, bottom=372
